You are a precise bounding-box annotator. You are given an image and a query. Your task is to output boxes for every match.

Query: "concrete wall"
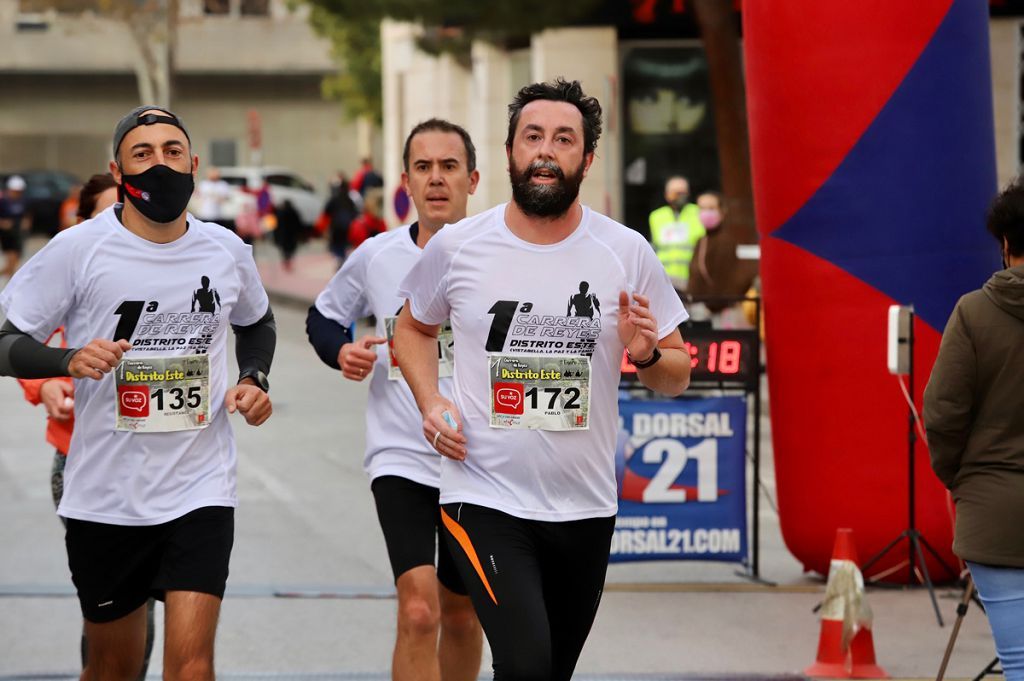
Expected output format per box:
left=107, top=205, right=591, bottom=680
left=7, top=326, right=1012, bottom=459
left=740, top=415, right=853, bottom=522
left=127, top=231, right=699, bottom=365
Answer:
left=990, top=17, right=1019, bottom=188
left=0, top=1, right=369, bottom=196
left=382, top=21, right=477, bottom=225
left=531, top=27, right=620, bottom=220
left=0, top=73, right=364, bottom=195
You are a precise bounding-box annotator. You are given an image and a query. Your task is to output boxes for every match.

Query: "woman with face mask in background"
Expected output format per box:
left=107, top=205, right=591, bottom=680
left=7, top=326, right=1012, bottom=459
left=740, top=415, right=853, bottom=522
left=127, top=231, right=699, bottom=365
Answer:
left=692, top=190, right=724, bottom=289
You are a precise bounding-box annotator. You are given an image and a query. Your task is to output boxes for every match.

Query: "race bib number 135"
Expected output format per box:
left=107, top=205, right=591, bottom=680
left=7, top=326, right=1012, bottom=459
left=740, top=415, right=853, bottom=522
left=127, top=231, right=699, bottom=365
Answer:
left=385, top=316, right=453, bottom=381
left=115, top=355, right=211, bottom=432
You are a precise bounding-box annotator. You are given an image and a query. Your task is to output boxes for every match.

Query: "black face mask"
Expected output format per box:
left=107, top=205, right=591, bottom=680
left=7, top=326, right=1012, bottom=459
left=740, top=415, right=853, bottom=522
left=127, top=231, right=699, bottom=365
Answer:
left=120, top=164, right=194, bottom=224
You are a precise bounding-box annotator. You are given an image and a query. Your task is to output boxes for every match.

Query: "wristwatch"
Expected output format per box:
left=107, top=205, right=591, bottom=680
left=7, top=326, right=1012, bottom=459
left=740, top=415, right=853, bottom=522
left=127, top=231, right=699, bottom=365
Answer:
left=628, top=347, right=662, bottom=369
left=238, top=369, right=270, bottom=393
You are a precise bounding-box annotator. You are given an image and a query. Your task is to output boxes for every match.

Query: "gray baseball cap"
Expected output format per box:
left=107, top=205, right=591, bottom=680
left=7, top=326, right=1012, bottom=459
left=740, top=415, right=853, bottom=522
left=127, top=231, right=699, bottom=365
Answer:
left=112, top=105, right=191, bottom=160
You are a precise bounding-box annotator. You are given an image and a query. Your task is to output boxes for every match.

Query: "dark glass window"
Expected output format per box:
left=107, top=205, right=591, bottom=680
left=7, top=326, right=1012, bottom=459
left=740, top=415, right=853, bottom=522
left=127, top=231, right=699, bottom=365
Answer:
left=240, top=0, right=269, bottom=16
left=204, top=0, right=230, bottom=15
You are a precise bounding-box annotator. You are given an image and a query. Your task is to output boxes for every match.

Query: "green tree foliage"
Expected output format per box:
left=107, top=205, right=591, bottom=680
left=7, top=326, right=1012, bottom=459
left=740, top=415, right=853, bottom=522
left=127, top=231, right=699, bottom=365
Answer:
left=304, top=0, right=600, bottom=123
left=307, top=5, right=383, bottom=123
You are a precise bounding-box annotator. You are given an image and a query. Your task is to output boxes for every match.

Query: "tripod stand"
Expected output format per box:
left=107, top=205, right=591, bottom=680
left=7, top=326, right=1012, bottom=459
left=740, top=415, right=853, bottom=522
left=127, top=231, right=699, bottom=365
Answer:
left=935, top=573, right=1000, bottom=681
left=861, top=307, right=958, bottom=626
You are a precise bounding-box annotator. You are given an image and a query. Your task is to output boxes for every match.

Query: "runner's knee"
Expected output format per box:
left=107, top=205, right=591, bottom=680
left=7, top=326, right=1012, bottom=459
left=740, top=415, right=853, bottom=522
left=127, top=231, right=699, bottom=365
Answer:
left=165, top=653, right=214, bottom=681
left=440, top=598, right=478, bottom=638
left=398, top=595, right=440, bottom=637
left=83, top=652, right=143, bottom=681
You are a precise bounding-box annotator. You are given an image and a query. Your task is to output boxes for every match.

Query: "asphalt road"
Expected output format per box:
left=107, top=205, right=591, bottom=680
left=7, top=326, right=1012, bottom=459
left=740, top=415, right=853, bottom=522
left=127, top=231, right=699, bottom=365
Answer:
left=0, top=300, right=1000, bottom=680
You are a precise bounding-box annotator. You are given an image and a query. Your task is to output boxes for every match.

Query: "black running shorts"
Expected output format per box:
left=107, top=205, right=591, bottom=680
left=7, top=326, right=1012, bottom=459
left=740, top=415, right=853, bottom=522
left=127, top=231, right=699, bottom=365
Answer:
left=65, top=506, right=234, bottom=623
left=441, top=502, right=615, bottom=681
left=370, top=475, right=466, bottom=595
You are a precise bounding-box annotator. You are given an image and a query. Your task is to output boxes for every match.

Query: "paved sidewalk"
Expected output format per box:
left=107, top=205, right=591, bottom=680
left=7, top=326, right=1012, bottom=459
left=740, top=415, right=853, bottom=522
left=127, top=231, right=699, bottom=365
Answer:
left=253, top=238, right=337, bottom=307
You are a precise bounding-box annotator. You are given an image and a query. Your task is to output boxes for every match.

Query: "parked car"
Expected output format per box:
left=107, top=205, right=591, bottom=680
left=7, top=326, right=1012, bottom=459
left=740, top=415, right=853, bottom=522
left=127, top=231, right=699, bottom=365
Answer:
left=211, top=166, right=323, bottom=230
left=0, top=170, right=79, bottom=235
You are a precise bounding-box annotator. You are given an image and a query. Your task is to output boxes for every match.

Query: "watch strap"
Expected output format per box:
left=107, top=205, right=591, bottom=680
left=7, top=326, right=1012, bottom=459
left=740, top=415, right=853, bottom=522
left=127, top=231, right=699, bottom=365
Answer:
left=628, top=346, right=661, bottom=369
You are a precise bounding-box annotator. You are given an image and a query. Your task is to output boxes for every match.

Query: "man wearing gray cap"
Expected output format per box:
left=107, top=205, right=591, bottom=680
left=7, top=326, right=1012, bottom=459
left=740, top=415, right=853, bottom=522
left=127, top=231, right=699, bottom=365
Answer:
left=0, top=106, right=277, bottom=680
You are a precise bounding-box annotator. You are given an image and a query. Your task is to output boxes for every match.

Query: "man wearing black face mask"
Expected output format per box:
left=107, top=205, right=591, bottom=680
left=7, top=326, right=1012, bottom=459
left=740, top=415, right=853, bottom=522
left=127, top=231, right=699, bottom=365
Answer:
left=0, top=106, right=277, bottom=680
left=648, top=175, right=705, bottom=291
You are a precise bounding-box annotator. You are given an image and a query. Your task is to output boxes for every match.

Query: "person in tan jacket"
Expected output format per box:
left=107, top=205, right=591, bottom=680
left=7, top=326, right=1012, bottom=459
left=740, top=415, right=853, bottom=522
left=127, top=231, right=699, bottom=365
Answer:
left=924, top=178, right=1024, bottom=680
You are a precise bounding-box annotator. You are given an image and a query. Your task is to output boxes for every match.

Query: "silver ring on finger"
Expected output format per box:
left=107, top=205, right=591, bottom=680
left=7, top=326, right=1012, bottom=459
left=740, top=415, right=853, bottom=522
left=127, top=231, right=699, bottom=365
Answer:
left=433, top=431, right=442, bottom=448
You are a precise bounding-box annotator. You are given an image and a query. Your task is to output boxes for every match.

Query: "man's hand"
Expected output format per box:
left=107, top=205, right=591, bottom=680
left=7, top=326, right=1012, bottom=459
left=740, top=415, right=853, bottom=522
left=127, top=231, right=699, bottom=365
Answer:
left=225, top=382, right=272, bottom=426
left=618, top=291, right=659, bottom=363
left=39, top=379, right=74, bottom=421
left=68, top=339, right=132, bottom=380
left=338, top=335, right=387, bottom=381
left=422, top=396, right=467, bottom=461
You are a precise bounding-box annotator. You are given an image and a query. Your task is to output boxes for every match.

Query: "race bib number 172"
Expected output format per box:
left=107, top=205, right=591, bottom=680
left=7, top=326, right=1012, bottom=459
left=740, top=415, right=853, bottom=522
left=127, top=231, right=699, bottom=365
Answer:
left=489, top=354, right=590, bottom=430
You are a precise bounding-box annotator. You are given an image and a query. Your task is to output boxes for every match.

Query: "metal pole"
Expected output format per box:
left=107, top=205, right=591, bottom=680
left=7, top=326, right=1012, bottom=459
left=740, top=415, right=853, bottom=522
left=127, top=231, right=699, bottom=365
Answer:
left=752, top=296, right=762, bottom=579
left=908, top=307, right=916, bottom=581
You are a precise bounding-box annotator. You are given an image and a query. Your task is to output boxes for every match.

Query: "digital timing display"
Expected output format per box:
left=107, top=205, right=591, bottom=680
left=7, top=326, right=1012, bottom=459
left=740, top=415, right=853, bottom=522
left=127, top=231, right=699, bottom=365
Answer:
left=621, top=328, right=759, bottom=386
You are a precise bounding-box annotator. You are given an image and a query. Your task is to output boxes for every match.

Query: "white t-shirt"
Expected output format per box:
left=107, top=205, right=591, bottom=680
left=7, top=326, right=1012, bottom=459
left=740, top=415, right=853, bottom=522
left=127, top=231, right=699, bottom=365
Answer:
left=398, top=204, right=688, bottom=521
left=0, top=206, right=269, bottom=525
left=315, top=224, right=448, bottom=487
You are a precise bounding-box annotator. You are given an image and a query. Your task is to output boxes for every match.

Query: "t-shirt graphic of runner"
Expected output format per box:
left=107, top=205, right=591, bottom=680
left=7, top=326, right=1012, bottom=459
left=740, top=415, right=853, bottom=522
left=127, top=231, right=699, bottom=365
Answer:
left=567, top=281, right=600, bottom=318
left=192, top=276, right=221, bottom=313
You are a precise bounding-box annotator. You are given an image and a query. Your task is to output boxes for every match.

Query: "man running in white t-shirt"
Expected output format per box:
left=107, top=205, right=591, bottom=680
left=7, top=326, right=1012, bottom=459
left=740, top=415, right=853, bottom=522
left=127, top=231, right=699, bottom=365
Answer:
left=0, top=106, right=275, bottom=681
left=393, top=79, right=692, bottom=681
left=306, top=119, right=483, bottom=681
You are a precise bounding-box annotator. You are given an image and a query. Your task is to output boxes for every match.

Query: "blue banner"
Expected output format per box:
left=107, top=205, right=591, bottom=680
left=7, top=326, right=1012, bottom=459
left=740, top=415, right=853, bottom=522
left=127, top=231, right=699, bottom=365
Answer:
left=611, top=396, right=748, bottom=563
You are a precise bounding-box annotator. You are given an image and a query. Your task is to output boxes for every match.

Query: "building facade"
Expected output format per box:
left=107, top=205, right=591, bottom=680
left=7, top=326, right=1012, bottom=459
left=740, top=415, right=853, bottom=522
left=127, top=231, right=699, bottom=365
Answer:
left=0, top=0, right=374, bottom=196
left=382, top=6, right=1024, bottom=231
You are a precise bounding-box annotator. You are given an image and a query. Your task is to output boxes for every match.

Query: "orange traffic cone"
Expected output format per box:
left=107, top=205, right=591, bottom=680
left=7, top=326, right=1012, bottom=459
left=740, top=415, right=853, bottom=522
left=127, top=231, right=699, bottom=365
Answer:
left=805, top=529, right=889, bottom=679
left=806, top=616, right=850, bottom=678
left=849, top=626, right=887, bottom=679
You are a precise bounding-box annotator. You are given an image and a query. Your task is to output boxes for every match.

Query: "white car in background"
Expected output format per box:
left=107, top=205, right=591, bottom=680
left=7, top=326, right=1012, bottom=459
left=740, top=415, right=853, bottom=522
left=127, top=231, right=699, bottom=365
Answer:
left=211, top=166, right=324, bottom=229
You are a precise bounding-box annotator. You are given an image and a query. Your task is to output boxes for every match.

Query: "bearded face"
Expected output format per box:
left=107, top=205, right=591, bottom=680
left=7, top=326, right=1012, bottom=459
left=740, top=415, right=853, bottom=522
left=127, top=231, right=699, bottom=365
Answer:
left=509, top=156, right=587, bottom=219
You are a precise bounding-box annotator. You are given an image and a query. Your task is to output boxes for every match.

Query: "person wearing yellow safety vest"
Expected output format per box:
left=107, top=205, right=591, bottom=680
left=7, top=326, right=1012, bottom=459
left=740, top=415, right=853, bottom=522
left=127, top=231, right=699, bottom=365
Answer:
left=648, top=175, right=705, bottom=291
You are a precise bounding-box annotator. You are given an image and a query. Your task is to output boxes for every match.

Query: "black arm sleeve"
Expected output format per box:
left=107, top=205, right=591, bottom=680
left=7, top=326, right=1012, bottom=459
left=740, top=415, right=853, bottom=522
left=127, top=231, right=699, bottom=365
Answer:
left=232, top=305, right=276, bottom=378
left=305, top=304, right=353, bottom=370
left=0, top=320, right=77, bottom=379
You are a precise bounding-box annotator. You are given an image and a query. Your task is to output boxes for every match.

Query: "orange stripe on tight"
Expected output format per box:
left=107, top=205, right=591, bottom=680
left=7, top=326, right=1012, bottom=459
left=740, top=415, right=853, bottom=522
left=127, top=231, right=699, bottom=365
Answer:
left=440, top=507, right=498, bottom=606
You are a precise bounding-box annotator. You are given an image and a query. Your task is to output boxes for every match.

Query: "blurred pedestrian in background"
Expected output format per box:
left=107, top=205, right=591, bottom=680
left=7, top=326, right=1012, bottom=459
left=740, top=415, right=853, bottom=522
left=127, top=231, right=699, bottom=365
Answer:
left=0, top=175, right=31, bottom=281
left=924, top=178, right=1024, bottom=681
left=322, top=174, right=358, bottom=268
left=648, top=175, right=705, bottom=292
left=351, top=157, right=383, bottom=199
left=348, top=188, right=387, bottom=253
left=59, top=183, right=83, bottom=231
left=691, top=190, right=725, bottom=289
left=195, top=168, right=233, bottom=229
left=274, top=199, right=302, bottom=272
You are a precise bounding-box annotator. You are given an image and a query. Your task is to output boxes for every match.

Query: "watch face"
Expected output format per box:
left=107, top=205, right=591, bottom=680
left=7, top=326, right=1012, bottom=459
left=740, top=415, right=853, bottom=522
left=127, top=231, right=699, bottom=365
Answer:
left=244, top=371, right=269, bottom=392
